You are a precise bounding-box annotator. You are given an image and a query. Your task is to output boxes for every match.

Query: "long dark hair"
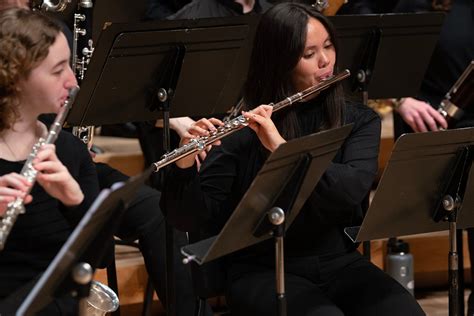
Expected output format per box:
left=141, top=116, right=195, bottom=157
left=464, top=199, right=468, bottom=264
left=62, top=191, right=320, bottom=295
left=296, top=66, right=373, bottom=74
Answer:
left=243, top=3, right=345, bottom=140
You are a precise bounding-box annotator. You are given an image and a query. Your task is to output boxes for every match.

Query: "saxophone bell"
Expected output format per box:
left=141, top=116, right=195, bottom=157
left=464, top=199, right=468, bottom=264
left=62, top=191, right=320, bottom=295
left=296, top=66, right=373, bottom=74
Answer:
left=30, top=0, right=71, bottom=12
left=86, top=281, right=120, bottom=316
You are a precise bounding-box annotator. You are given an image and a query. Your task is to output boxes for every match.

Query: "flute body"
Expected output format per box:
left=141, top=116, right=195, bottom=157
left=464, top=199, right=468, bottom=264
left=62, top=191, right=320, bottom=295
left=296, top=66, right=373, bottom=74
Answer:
left=153, top=69, right=350, bottom=172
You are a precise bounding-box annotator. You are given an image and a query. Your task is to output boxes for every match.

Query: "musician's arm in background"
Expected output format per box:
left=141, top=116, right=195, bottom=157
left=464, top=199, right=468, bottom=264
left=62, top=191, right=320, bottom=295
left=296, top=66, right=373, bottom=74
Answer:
left=394, top=97, right=448, bottom=132
left=155, top=116, right=197, bottom=138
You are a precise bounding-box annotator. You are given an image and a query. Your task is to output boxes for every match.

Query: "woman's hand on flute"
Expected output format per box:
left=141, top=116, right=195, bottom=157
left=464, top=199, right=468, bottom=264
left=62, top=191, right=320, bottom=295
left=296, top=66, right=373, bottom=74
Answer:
left=243, top=105, right=286, bottom=152
left=0, top=173, right=32, bottom=216
left=176, top=117, right=224, bottom=169
left=33, top=144, right=84, bottom=207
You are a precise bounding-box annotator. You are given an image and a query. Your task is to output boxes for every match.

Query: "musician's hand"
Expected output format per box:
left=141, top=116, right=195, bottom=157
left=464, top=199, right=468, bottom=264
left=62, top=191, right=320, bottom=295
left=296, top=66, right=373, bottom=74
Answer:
left=243, top=105, right=286, bottom=152
left=0, top=173, right=32, bottom=216
left=33, top=144, right=84, bottom=207
left=396, top=97, right=448, bottom=132
left=176, top=117, right=223, bottom=169
left=169, top=117, right=197, bottom=138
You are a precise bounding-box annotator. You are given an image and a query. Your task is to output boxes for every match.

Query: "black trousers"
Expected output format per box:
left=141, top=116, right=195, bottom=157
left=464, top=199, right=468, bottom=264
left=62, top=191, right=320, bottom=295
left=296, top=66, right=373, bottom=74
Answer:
left=227, top=250, right=425, bottom=316
left=96, top=163, right=198, bottom=316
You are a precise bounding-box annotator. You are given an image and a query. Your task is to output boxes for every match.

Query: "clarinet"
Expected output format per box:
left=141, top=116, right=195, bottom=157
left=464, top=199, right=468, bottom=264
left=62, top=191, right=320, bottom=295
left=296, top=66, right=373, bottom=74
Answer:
left=437, top=61, right=474, bottom=128
left=152, top=69, right=350, bottom=172
left=73, top=0, right=94, bottom=83
left=0, top=87, right=79, bottom=250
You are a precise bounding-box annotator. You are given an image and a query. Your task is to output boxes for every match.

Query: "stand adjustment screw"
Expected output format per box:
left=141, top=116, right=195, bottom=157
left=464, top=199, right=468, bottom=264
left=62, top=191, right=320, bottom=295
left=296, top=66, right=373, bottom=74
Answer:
left=157, top=88, right=168, bottom=102
left=268, top=207, right=285, bottom=226
left=442, top=195, right=455, bottom=211
left=72, top=262, right=93, bottom=285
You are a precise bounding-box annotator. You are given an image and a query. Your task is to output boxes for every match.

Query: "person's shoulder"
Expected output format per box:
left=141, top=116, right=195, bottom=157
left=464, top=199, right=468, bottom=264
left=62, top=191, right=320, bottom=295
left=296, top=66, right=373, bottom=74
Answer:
left=167, top=0, right=199, bottom=20
left=168, top=0, right=221, bottom=20
left=56, top=130, right=89, bottom=154
left=344, top=101, right=380, bottom=124
left=258, top=0, right=273, bottom=13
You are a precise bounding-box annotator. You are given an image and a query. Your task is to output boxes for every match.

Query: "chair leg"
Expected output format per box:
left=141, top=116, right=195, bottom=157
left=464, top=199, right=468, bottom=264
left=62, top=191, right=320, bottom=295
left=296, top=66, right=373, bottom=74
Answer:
left=194, top=297, right=205, bottom=316
left=141, top=277, right=154, bottom=316
left=106, top=259, right=121, bottom=316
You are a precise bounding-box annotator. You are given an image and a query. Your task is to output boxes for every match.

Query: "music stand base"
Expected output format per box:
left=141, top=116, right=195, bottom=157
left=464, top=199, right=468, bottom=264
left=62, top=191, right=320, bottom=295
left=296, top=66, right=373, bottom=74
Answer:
left=449, top=221, right=460, bottom=316
left=272, top=208, right=287, bottom=316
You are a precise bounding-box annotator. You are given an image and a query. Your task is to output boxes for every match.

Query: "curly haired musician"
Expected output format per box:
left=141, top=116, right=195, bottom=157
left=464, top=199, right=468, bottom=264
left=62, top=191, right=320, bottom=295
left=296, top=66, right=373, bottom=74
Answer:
left=0, top=8, right=100, bottom=314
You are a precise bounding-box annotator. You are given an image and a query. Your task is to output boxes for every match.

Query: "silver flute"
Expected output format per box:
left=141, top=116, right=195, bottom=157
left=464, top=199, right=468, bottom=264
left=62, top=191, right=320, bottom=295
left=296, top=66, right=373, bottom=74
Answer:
left=153, top=69, right=350, bottom=172
left=0, top=87, right=79, bottom=250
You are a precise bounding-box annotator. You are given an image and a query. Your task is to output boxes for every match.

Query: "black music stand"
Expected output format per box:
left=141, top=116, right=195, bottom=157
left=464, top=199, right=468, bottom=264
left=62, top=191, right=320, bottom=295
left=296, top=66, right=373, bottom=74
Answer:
left=330, top=11, right=446, bottom=273
left=66, top=16, right=259, bottom=125
left=345, top=127, right=474, bottom=316
left=14, top=167, right=153, bottom=316
left=65, top=15, right=258, bottom=316
left=330, top=12, right=445, bottom=102
left=181, top=124, right=353, bottom=316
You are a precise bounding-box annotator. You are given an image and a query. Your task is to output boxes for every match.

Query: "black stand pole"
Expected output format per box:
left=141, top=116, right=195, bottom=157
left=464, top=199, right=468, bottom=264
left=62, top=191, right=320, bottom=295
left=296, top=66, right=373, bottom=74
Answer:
left=269, top=207, right=287, bottom=316
left=448, top=217, right=460, bottom=316
left=252, top=155, right=312, bottom=316
left=71, top=262, right=94, bottom=316
left=351, top=27, right=382, bottom=260
left=433, top=145, right=473, bottom=316
left=354, top=28, right=381, bottom=106
left=157, top=44, right=186, bottom=316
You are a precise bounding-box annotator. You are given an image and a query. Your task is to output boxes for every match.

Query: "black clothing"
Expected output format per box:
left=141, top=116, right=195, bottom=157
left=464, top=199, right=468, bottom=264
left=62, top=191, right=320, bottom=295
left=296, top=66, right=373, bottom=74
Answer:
left=0, top=131, right=99, bottom=298
left=393, top=0, right=474, bottom=136
left=145, top=0, right=192, bottom=20
left=164, top=102, right=380, bottom=245
left=163, top=101, right=422, bottom=314
left=169, top=0, right=272, bottom=19
left=229, top=251, right=423, bottom=316
left=95, top=163, right=196, bottom=316
left=418, top=0, right=474, bottom=113
left=337, top=0, right=399, bottom=14
left=394, top=0, right=474, bottom=109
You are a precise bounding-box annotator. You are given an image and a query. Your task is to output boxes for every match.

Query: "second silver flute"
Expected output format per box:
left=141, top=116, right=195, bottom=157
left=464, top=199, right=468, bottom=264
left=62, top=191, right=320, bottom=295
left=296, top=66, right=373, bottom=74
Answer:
left=0, top=87, right=79, bottom=250
left=153, top=69, right=350, bottom=172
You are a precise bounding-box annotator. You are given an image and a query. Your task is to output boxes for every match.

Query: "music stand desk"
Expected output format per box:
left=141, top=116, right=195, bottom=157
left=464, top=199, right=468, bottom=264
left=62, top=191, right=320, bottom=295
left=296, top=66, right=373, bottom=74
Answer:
left=346, top=127, right=474, bottom=316
left=330, top=12, right=445, bottom=99
left=16, top=168, right=153, bottom=316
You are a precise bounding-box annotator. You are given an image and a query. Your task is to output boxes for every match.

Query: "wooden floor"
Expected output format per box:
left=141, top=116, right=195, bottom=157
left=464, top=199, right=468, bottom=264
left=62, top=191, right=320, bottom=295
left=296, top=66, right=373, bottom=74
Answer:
left=108, top=289, right=471, bottom=315
left=418, top=289, right=471, bottom=316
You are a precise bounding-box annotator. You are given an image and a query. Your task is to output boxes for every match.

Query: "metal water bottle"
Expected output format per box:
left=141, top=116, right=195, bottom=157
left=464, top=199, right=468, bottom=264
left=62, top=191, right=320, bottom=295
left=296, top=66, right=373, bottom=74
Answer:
left=386, top=238, right=415, bottom=296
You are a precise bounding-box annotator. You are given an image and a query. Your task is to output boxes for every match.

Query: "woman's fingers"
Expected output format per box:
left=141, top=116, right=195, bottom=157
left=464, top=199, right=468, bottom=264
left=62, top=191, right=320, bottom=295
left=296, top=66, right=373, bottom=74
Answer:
left=0, top=173, right=30, bottom=191
left=33, top=144, right=56, bottom=162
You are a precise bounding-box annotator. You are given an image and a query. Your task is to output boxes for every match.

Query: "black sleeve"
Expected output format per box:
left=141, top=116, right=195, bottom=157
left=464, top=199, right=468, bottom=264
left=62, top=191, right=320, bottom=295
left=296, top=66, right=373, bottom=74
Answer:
left=161, top=130, right=249, bottom=232
left=307, top=107, right=381, bottom=225
left=56, top=133, right=100, bottom=227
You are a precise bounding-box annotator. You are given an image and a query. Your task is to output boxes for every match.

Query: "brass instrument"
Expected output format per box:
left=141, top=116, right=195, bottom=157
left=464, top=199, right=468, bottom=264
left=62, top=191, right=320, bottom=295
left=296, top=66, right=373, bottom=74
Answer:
left=313, top=0, right=348, bottom=16
left=152, top=69, right=351, bottom=172
left=30, top=0, right=71, bottom=12
left=86, top=281, right=120, bottom=315
left=0, top=87, right=79, bottom=250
